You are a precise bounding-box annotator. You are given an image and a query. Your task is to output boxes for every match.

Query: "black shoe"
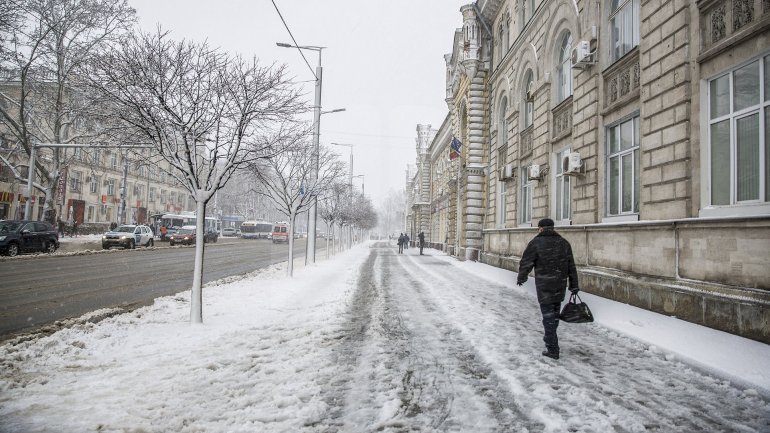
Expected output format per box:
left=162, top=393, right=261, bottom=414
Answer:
left=542, top=350, right=559, bottom=360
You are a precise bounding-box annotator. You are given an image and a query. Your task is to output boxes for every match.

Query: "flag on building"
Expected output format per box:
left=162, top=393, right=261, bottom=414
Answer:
left=449, top=137, right=462, bottom=160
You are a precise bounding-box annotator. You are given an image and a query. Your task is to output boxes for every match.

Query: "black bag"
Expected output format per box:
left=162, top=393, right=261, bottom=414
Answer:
left=560, top=292, right=594, bottom=323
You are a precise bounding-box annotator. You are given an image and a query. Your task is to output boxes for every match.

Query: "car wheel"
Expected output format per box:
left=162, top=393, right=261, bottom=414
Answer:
left=149, top=239, right=154, bottom=247
left=7, top=242, right=19, bottom=257
left=128, top=240, right=135, bottom=249
left=45, top=241, right=56, bottom=254
left=170, top=241, right=175, bottom=246
left=103, top=244, right=110, bottom=250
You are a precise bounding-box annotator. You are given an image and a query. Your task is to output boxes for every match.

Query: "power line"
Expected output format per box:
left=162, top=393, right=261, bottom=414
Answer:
left=270, top=0, right=316, bottom=79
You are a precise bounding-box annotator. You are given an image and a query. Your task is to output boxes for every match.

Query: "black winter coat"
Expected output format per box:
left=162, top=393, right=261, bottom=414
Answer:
left=516, top=229, right=578, bottom=304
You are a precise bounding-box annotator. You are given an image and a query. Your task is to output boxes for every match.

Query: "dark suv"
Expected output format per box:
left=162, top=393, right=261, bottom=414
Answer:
left=0, top=220, right=60, bottom=256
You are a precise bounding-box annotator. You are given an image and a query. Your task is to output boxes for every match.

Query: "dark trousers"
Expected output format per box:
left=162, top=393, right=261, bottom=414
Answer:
left=419, top=243, right=424, bottom=255
left=398, top=244, right=403, bottom=254
left=539, top=302, right=561, bottom=353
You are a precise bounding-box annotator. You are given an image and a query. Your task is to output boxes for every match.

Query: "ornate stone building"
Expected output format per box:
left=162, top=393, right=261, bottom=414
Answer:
left=413, top=0, right=770, bottom=343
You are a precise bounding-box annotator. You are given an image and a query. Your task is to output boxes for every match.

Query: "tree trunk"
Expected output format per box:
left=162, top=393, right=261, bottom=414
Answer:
left=191, top=198, right=206, bottom=323
left=287, top=212, right=296, bottom=277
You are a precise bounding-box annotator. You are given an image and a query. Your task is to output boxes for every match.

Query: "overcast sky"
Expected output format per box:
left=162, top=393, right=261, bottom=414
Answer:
left=129, top=0, right=462, bottom=206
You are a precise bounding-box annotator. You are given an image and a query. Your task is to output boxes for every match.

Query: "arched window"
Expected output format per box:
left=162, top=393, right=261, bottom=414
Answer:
left=497, top=13, right=511, bottom=66
left=523, top=70, right=534, bottom=128
left=558, top=32, right=573, bottom=102
left=499, top=96, right=509, bottom=154
left=520, top=0, right=536, bottom=31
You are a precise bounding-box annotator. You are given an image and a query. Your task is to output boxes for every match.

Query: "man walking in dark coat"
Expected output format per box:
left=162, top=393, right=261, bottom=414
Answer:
left=516, top=218, right=579, bottom=360
left=418, top=231, right=425, bottom=255
left=397, top=233, right=404, bottom=254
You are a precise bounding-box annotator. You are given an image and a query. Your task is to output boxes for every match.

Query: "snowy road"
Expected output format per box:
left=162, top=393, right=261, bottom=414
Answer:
left=318, top=242, right=770, bottom=432
left=1, top=241, right=768, bottom=433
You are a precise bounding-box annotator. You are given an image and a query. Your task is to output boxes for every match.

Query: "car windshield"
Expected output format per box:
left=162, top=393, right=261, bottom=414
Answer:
left=116, top=226, right=135, bottom=233
left=177, top=229, right=194, bottom=235
left=0, top=222, right=22, bottom=233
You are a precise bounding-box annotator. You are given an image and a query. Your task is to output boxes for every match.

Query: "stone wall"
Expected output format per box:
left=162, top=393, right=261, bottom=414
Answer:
left=482, top=216, right=770, bottom=343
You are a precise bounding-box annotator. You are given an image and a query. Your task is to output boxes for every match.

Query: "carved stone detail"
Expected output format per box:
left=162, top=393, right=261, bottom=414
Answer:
left=520, top=127, right=533, bottom=158
left=733, top=0, right=754, bottom=31
left=712, top=4, right=726, bottom=44
left=609, top=77, right=618, bottom=103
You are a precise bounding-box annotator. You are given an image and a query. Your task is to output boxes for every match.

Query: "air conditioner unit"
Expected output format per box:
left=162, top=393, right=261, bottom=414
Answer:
left=571, top=40, right=596, bottom=69
left=498, top=163, right=515, bottom=180
left=562, top=152, right=584, bottom=175
left=528, top=164, right=542, bottom=181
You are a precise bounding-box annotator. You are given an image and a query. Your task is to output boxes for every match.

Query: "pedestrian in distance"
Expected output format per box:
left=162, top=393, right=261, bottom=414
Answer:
left=404, top=233, right=410, bottom=249
left=516, top=218, right=579, bottom=360
left=57, top=218, right=65, bottom=237
left=418, top=231, right=425, bottom=255
left=160, top=225, right=168, bottom=242
left=397, top=233, right=404, bottom=254
left=71, top=220, right=79, bottom=237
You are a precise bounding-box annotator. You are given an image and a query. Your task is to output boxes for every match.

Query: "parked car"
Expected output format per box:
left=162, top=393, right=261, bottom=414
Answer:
left=0, top=220, right=59, bottom=256
left=102, top=224, right=154, bottom=249
left=221, top=227, right=237, bottom=237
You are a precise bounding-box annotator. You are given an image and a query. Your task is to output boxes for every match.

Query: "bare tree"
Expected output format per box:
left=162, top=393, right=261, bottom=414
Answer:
left=318, top=180, right=347, bottom=257
left=350, top=191, right=377, bottom=241
left=0, top=0, right=135, bottom=221
left=88, top=29, right=305, bottom=323
left=250, top=141, right=346, bottom=276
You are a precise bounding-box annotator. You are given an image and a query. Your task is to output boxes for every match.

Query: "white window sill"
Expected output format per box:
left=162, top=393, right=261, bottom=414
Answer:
left=601, top=214, right=639, bottom=224
left=699, top=203, right=770, bottom=218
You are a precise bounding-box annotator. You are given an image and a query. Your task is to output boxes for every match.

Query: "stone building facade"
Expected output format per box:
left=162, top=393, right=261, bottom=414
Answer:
left=413, top=0, right=770, bottom=343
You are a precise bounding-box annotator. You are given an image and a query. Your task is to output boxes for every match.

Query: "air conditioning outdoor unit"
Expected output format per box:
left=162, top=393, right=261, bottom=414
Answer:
left=528, top=164, right=542, bottom=181
left=499, top=163, right=515, bottom=180
left=562, top=152, right=584, bottom=175
left=571, top=40, right=596, bottom=69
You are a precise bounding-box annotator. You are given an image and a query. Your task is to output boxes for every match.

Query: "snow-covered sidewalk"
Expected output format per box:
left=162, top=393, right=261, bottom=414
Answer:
left=1, top=241, right=768, bottom=432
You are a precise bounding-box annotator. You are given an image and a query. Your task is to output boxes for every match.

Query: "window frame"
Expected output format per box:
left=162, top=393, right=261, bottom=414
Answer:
left=701, top=53, right=770, bottom=217
left=523, top=70, right=534, bottom=129
left=519, top=165, right=533, bottom=225
left=557, top=32, right=573, bottom=102
left=554, top=147, right=572, bottom=223
left=605, top=114, right=640, bottom=218
left=608, top=0, right=640, bottom=64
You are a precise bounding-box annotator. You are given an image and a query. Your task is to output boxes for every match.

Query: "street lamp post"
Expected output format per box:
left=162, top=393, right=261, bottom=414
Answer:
left=277, top=42, right=324, bottom=265
left=352, top=174, right=365, bottom=196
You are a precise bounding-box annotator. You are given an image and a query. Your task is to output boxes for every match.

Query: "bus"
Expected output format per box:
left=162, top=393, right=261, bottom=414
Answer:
left=271, top=221, right=289, bottom=243
left=156, top=212, right=218, bottom=235
left=240, top=220, right=272, bottom=239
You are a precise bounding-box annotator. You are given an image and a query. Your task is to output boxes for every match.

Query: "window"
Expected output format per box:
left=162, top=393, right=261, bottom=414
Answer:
left=555, top=148, right=571, bottom=221
left=499, top=96, right=509, bottom=164
left=558, top=33, right=573, bottom=102
left=607, top=116, right=640, bottom=215
left=520, top=0, right=535, bottom=30
left=87, top=205, right=95, bottom=222
left=110, top=153, right=118, bottom=170
left=107, top=179, right=115, bottom=196
left=92, top=149, right=101, bottom=165
left=523, top=70, right=534, bottom=128
left=149, top=187, right=156, bottom=202
left=520, top=166, right=533, bottom=224
left=70, top=171, right=82, bottom=192
left=90, top=175, right=98, bottom=193
left=497, top=12, right=511, bottom=65
left=497, top=179, right=507, bottom=227
left=609, top=0, right=639, bottom=63
left=707, top=55, right=770, bottom=206
left=161, top=189, right=167, bottom=203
